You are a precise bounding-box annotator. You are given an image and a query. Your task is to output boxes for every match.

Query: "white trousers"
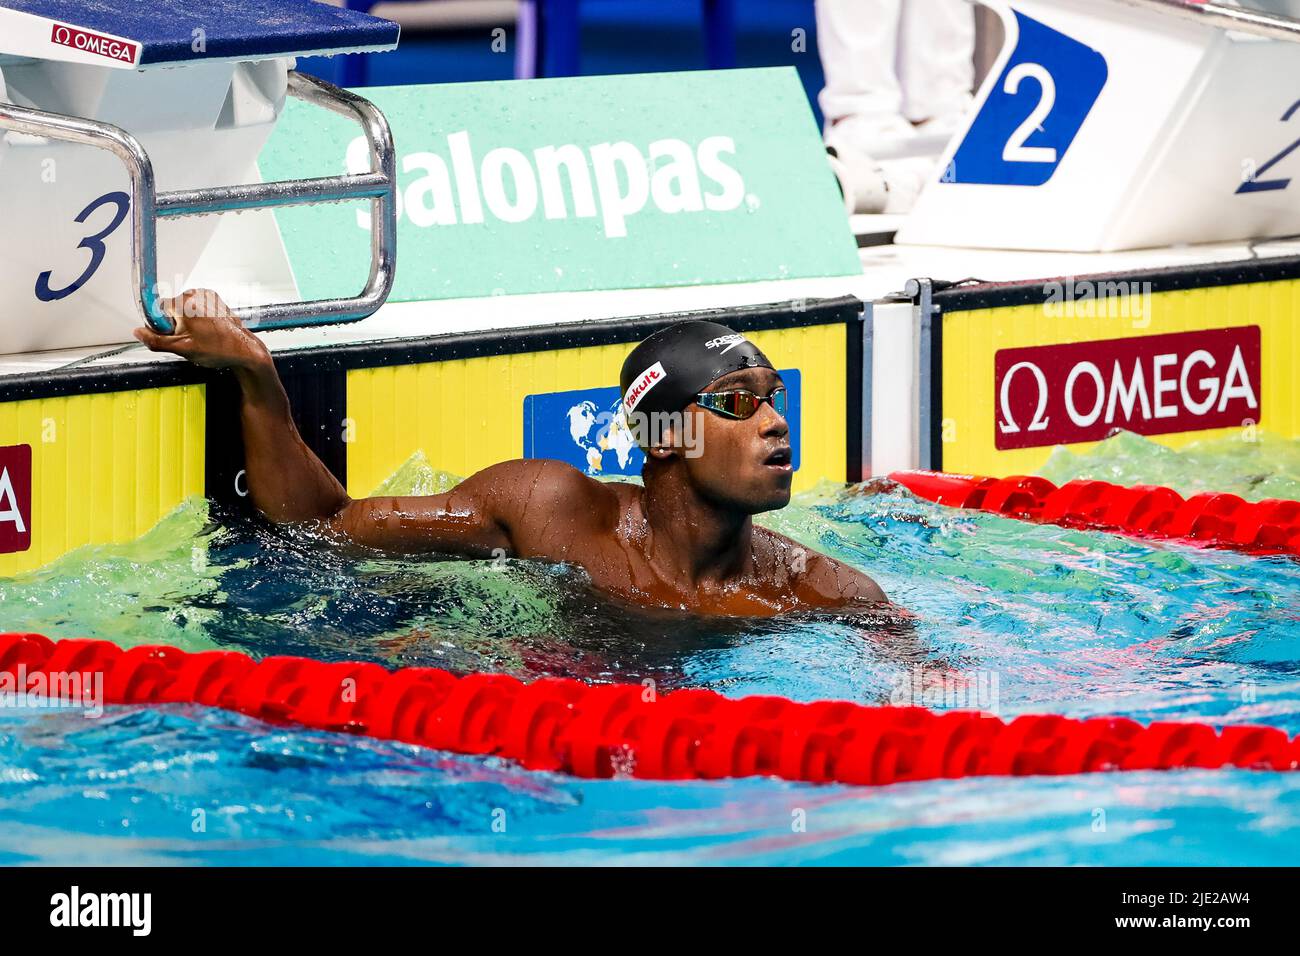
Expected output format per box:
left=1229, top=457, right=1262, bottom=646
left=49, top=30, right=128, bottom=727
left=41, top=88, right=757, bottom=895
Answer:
left=816, top=0, right=976, bottom=126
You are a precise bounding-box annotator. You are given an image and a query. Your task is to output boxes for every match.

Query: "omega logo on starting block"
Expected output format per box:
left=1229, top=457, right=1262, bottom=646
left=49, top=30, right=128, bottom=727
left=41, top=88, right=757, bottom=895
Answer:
left=49, top=23, right=139, bottom=65
left=0, top=445, right=32, bottom=554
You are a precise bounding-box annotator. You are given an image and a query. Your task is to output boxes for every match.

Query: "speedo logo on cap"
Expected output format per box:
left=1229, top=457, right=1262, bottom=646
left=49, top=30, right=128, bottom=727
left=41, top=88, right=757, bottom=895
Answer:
left=704, top=334, right=747, bottom=354
left=623, top=362, right=667, bottom=413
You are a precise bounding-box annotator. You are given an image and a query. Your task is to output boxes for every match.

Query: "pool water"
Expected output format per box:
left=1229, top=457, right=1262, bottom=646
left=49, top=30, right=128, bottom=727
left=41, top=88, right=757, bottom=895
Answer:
left=1, top=431, right=1298, bottom=865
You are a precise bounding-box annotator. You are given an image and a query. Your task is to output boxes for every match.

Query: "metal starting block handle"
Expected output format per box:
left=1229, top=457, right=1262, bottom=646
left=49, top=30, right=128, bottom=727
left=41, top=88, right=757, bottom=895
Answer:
left=1112, top=0, right=1300, bottom=42
left=0, top=71, right=397, bottom=335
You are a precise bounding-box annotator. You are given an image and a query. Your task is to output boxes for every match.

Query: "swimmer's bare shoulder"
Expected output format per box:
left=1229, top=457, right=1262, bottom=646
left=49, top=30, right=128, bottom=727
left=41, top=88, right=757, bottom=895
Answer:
left=755, top=527, right=888, bottom=609
left=477, top=458, right=623, bottom=560
left=330, top=457, right=615, bottom=559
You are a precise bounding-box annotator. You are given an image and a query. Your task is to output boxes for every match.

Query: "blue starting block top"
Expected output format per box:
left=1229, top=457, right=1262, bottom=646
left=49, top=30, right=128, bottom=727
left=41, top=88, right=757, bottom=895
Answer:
left=0, top=0, right=399, bottom=67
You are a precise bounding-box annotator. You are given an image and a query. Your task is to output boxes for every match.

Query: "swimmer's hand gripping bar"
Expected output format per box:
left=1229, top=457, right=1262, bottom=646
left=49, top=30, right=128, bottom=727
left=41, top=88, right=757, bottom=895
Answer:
left=0, top=71, right=397, bottom=335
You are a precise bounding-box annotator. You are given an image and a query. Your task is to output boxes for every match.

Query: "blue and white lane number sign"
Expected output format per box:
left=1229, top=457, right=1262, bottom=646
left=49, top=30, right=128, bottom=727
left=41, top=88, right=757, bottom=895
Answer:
left=949, top=10, right=1107, bottom=187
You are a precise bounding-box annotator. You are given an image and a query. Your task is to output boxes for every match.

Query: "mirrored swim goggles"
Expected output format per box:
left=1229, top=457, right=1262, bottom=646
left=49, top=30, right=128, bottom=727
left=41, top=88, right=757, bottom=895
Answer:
left=693, top=386, right=788, bottom=420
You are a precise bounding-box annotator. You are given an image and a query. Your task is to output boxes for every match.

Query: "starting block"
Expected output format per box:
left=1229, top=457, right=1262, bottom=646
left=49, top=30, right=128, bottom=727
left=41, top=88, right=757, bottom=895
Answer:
left=898, top=0, right=1300, bottom=252
left=0, top=0, right=400, bottom=353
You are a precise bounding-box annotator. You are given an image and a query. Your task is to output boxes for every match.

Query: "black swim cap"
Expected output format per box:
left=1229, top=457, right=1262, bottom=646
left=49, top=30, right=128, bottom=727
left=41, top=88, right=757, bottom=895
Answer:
left=619, top=321, right=774, bottom=419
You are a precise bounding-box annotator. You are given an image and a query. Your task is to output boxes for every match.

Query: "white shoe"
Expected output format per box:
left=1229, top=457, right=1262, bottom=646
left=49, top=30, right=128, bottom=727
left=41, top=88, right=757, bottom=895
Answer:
left=827, top=142, right=885, bottom=214
left=825, top=103, right=972, bottom=163
left=827, top=144, right=937, bottom=216
left=826, top=112, right=925, bottom=162
left=878, top=156, right=937, bottom=214
left=909, top=103, right=972, bottom=155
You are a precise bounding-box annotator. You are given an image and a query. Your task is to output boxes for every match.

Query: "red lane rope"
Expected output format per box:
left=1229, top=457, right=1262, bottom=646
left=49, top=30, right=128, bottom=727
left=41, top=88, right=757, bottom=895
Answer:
left=890, top=470, right=1300, bottom=558
left=2, top=633, right=1295, bottom=785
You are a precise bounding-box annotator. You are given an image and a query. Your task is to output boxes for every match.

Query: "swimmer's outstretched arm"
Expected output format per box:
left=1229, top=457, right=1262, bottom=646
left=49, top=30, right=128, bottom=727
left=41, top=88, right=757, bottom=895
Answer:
left=134, top=290, right=562, bottom=557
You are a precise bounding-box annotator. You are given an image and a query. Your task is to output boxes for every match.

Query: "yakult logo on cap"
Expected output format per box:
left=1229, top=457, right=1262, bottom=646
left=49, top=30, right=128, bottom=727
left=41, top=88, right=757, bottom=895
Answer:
left=50, top=24, right=139, bottom=65
left=623, top=362, right=667, bottom=413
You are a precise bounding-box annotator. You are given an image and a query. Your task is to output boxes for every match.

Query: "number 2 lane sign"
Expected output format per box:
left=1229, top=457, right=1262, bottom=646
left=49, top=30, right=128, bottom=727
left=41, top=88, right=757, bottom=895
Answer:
left=949, top=11, right=1108, bottom=187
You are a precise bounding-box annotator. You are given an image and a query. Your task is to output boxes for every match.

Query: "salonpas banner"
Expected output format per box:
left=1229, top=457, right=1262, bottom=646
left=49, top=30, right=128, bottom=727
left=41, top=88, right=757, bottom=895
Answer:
left=259, top=68, right=861, bottom=302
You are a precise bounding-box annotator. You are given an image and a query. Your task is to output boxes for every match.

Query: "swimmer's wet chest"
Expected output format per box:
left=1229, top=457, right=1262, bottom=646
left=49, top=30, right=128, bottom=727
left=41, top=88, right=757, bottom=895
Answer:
left=545, top=531, right=802, bottom=616
left=506, top=481, right=803, bottom=613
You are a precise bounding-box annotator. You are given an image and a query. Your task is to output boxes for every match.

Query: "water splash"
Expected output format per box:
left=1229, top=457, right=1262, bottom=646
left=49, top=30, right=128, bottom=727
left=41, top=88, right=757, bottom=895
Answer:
left=1038, top=430, right=1300, bottom=501
left=0, top=441, right=1297, bottom=864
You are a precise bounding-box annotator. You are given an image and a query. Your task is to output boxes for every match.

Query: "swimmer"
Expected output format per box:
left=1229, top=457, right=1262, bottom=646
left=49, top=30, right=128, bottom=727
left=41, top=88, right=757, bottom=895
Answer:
left=135, top=290, right=887, bottom=616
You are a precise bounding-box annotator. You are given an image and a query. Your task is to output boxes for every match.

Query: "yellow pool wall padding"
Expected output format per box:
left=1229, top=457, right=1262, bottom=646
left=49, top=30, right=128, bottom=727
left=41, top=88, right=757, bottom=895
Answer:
left=346, top=323, right=849, bottom=497
left=0, top=385, right=205, bottom=576
left=941, top=280, right=1300, bottom=477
